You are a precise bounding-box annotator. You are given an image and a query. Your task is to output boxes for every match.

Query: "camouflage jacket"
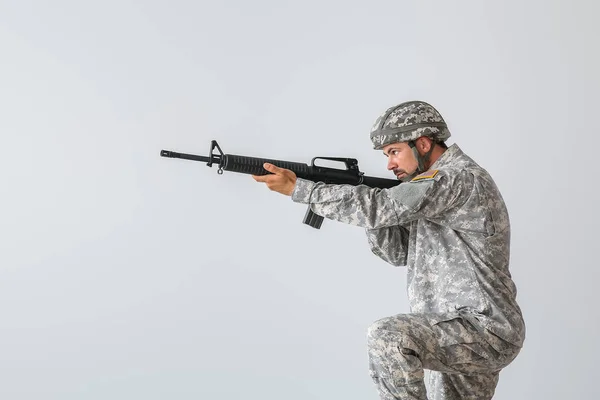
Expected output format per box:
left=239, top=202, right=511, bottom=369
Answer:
left=291, top=144, right=525, bottom=349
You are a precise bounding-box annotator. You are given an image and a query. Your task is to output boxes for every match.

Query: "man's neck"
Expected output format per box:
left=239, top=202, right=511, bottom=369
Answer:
left=425, top=145, right=447, bottom=170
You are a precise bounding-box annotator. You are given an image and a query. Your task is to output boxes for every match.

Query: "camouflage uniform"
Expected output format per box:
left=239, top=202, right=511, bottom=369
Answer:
left=290, top=122, right=525, bottom=398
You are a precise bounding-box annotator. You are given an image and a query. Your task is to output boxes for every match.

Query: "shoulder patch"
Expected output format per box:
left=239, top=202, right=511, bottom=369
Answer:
left=411, top=169, right=439, bottom=182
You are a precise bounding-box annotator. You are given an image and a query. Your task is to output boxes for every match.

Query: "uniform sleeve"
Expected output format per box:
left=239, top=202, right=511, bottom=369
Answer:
left=290, top=168, right=475, bottom=229
left=365, top=225, right=410, bottom=266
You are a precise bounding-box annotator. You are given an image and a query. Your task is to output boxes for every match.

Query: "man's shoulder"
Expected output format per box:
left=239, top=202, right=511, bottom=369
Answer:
left=444, top=154, right=506, bottom=200
left=447, top=146, right=495, bottom=178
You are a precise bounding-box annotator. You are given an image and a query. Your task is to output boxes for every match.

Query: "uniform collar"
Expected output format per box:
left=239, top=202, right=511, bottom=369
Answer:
left=429, top=143, right=462, bottom=170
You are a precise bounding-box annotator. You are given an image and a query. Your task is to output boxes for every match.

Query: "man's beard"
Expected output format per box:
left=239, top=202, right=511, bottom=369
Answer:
left=393, top=168, right=407, bottom=178
left=393, top=168, right=417, bottom=182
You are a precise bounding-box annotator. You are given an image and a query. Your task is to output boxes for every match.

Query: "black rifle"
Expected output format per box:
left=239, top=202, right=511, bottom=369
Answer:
left=160, top=140, right=401, bottom=229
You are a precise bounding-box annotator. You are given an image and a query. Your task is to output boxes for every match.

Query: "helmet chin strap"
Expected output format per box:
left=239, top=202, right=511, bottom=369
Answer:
left=403, top=139, right=436, bottom=181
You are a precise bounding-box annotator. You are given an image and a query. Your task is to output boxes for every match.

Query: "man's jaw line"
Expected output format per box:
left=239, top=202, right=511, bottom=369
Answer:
left=393, top=169, right=407, bottom=179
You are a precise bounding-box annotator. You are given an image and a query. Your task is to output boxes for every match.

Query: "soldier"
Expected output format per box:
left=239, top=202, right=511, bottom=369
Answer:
left=252, top=100, right=525, bottom=399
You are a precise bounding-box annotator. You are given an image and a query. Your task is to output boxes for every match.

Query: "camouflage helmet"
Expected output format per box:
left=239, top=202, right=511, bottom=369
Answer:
left=370, top=100, right=451, bottom=150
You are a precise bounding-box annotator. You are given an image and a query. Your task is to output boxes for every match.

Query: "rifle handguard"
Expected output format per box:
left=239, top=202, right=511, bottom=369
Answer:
left=160, top=140, right=400, bottom=229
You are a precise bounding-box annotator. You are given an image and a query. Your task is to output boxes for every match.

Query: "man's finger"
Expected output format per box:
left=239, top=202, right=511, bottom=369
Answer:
left=263, top=163, right=284, bottom=174
left=252, top=174, right=270, bottom=182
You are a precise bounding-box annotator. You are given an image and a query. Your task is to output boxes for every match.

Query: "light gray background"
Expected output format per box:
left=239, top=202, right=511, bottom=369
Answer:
left=2, top=1, right=598, bottom=399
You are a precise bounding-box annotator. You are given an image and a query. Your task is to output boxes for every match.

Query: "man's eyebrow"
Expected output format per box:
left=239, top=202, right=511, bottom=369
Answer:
left=383, top=147, right=398, bottom=156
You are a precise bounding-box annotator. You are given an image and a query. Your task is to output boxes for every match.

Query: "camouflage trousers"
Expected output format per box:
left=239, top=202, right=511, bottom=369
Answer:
left=367, top=313, right=520, bottom=400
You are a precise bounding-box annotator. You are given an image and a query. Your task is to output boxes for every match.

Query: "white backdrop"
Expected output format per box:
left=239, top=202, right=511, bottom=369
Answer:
left=2, top=1, right=599, bottom=399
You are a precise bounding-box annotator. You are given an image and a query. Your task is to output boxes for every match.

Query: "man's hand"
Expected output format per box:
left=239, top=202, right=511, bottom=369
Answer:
left=252, top=163, right=297, bottom=196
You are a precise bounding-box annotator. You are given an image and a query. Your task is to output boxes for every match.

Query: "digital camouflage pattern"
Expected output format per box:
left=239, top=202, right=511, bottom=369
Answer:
left=370, top=101, right=452, bottom=149
left=367, top=313, right=518, bottom=400
left=291, top=144, right=525, bottom=399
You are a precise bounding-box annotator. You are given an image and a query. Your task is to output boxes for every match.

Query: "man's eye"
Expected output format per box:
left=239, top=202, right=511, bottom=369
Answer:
left=392, top=150, right=399, bottom=155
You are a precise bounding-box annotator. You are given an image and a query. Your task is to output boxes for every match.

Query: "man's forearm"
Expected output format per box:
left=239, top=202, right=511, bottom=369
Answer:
left=291, top=178, right=400, bottom=229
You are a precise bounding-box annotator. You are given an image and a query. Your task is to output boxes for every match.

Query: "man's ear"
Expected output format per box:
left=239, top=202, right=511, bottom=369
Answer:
left=416, top=137, right=432, bottom=153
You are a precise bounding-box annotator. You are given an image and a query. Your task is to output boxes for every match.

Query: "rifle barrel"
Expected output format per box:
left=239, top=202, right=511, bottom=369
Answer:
left=160, top=150, right=217, bottom=163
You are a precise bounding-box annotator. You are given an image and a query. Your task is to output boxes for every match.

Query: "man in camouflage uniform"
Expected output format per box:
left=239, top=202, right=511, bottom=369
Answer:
left=252, top=100, right=525, bottom=399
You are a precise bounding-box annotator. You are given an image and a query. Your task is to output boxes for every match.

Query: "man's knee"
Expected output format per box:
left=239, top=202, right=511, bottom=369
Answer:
left=367, top=315, right=427, bottom=387
left=367, top=316, right=395, bottom=343
left=367, top=315, right=415, bottom=350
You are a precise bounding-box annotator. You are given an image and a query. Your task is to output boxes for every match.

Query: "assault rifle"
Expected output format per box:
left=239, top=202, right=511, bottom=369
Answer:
left=160, top=140, right=401, bottom=229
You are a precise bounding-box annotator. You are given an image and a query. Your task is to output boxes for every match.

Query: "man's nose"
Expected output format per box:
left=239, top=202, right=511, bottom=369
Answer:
left=387, top=158, right=396, bottom=170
